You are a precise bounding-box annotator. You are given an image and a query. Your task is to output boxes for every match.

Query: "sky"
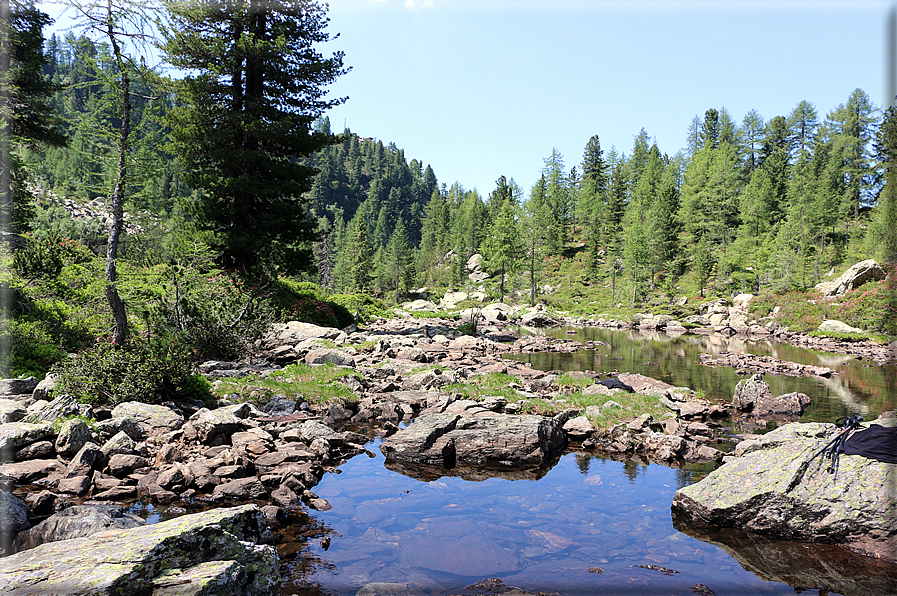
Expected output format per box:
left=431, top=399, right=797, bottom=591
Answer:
left=318, top=0, right=894, bottom=195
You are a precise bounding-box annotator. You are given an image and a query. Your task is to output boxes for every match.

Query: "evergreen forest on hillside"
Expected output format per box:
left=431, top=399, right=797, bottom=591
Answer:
left=4, top=0, right=897, bottom=393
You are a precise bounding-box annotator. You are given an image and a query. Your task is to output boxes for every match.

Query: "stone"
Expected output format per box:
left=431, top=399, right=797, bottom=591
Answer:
left=380, top=412, right=567, bottom=468
left=261, top=396, right=296, bottom=417
left=0, top=378, right=38, bottom=396
left=0, top=490, right=30, bottom=544
left=562, top=416, right=594, bottom=440
left=32, top=374, right=57, bottom=401
left=401, top=299, right=439, bottom=312
left=272, top=320, right=347, bottom=344
left=0, top=505, right=279, bottom=596
left=0, top=422, right=54, bottom=458
left=183, top=407, right=249, bottom=445
left=0, top=400, right=27, bottom=424
left=0, top=459, right=60, bottom=484
left=304, top=348, right=356, bottom=367
left=106, top=454, right=150, bottom=477
left=110, top=401, right=184, bottom=438
left=99, top=430, right=137, bottom=458
left=439, top=291, right=469, bottom=309
left=520, top=311, right=558, bottom=327
left=818, top=319, right=865, bottom=334
left=814, top=259, right=886, bottom=298
left=672, top=415, right=897, bottom=562
left=65, top=442, right=104, bottom=478
left=11, top=504, right=144, bottom=553
left=54, top=418, right=93, bottom=456
left=57, top=475, right=92, bottom=496
left=21, top=394, right=87, bottom=424
left=212, top=477, right=268, bottom=500
left=732, top=374, right=810, bottom=417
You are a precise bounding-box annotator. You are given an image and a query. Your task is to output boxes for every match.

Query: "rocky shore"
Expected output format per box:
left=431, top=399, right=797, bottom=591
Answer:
left=0, top=298, right=894, bottom=593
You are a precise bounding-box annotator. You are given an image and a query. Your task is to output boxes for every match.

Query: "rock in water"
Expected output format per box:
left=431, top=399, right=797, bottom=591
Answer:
left=0, top=504, right=279, bottom=595
left=672, top=414, right=897, bottom=562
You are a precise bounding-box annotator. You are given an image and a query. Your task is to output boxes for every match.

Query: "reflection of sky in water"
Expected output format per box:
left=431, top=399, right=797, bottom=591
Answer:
left=280, top=442, right=837, bottom=596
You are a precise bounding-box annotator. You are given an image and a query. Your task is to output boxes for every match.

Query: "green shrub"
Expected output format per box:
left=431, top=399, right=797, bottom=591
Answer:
left=14, top=233, right=93, bottom=278
left=51, top=336, right=208, bottom=406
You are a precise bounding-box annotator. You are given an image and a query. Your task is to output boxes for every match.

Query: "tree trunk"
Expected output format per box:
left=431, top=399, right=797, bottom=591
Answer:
left=105, top=15, right=130, bottom=345
left=0, top=0, right=11, bottom=375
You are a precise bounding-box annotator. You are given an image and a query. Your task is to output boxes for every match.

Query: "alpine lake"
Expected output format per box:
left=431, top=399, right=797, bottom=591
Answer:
left=146, top=327, right=897, bottom=596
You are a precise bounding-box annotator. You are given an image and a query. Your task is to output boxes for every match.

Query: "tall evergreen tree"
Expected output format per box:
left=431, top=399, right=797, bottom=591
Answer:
left=160, top=0, right=348, bottom=275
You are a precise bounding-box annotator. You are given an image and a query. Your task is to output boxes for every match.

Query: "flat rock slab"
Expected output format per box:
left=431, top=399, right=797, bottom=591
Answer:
left=0, top=504, right=279, bottom=596
left=699, top=352, right=834, bottom=378
left=379, top=412, right=567, bottom=468
left=672, top=415, right=897, bottom=562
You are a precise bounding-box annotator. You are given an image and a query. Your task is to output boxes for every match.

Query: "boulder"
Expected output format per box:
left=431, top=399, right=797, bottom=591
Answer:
left=814, top=259, right=886, bottom=298
left=401, top=299, right=439, bottom=312
left=520, top=311, right=558, bottom=327
left=818, top=319, right=865, bottom=334
left=54, top=418, right=94, bottom=456
left=21, top=394, right=87, bottom=424
left=0, top=504, right=279, bottom=596
left=0, top=378, right=38, bottom=396
left=183, top=407, right=250, bottom=445
left=439, top=291, right=468, bottom=309
left=304, top=348, right=356, bottom=367
left=109, top=402, right=184, bottom=438
left=32, top=374, right=57, bottom=401
left=732, top=374, right=810, bottom=417
left=0, top=422, right=54, bottom=459
left=272, top=321, right=347, bottom=344
left=0, top=400, right=27, bottom=424
left=380, top=412, right=567, bottom=468
left=0, top=491, right=30, bottom=548
left=11, top=504, right=144, bottom=553
left=672, top=415, right=897, bottom=562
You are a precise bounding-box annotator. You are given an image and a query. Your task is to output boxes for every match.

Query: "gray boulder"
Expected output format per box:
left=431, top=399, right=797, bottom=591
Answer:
left=0, top=504, right=279, bottom=595
left=11, top=504, right=144, bottom=553
left=0, top=400, right=27, bottom=424
left=672, top=415, right=897, bottom=562
left=815, top=259, right=886, bottom=298
left=818, top=319, right=865, bottom=334
left=0, top=491, right=30, bottom=549
left=0, top=378, right=38, bottom=396
left=380, top=412, right=567, bottom=468
left=732, top=374, right=810, bottom=417
left=182, top=406, right=250, bottom=445
left=0, top=422, right=54, bottom=459
left=304, top=348, right=356, bottom=367
left=110, top=401, right=184, bottom=438
left=55, top=418, right=94, bottom=456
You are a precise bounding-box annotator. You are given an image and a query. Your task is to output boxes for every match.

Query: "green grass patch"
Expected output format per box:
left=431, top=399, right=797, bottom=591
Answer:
left=443, top=372, right=522, bottom=401
left=518, top=390, right=671, bottom=432
left=213, top=362, right=358, bottom=408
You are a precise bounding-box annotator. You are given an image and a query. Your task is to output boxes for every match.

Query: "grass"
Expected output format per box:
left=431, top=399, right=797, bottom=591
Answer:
left=213, top=362, right=358, bottom=408
left=443, top=372, right=523, bottom=401
left=518, top=390, right=672, bottom=432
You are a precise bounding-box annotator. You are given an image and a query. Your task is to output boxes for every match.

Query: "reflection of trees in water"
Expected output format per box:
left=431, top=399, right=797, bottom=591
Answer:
left=574, top=452, right=591, bottom=475
left=509, top=327, right=896, bottom=419
left=276, top=509, right=340, bottom=596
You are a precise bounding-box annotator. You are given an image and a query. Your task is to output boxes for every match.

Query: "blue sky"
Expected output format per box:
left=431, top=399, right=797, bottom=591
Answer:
left=321, top=0, right=892, bottom=195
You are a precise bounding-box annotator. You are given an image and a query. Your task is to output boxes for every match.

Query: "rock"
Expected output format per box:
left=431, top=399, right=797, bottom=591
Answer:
left=65, top=442, right=104, bottom=478
left=11, top=504, right=145, bottom=553
left=56, top=475, right=92, bottom=496
left=32, top=374, right=57, bottom=401
left=520, top=311, right=558, bottom=327
left=304, top=348, right=356, bottom=367
left=732, top=374, right=810, bottom=417
left=814, top=259, right=886, bottom=298
left=439, top=291, right=468, bottom=309
left=212, top=477, right=268, bottom=500
left=110, top=401, right=184, bottom=438
left=106, top=454, right=150, bottom=477
left=0, top=378, right=38, bottom=396
left=54, top=418, right=94, bottom=456
left=380, top=412, right=567, bottom=468
left=672, top=415, right=897, bottom=562
left=99, top=430, right=137, bottom=458
left=0, top=400, right=27, bottom=424
left=0, top=422, right=54, bottom=459
left=21, top=394, right=87, bottom=424
left=272, top=320, right=347, bottom=344
left=183, top=407, right=249, bottom=445
left=563, top=416, right=594, bottom=440
left=0, top=459, right=60, bottom=484
left=0, top=504, right=279, bottom=595
left=0, top=491, right=30, bottom=548
left=14, top=440, right=54, bottom=461
left=818, top=319, right=865, bottom=334
left=261, top=396, right=296, bottom=417
left=401, top=299, right=439, bottom=312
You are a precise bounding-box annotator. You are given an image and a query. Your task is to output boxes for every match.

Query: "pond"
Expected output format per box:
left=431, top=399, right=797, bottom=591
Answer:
left=274, top=328, right=897, bottom=596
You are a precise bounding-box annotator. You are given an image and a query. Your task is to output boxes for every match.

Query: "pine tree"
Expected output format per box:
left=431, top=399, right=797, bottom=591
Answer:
left=481, top=201, right=521, bottom=302
left=160, top=0, right=348, bottom=275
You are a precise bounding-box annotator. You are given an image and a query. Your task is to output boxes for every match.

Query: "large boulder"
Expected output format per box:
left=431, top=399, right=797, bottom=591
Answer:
left=672, top=415, right=897, bottom=562
left=0, top=400, right=27, bottom=424
left=11, top=504, right=145, bottom=553
left=0, top=491, right=30, bottom=550
left=380, top=412, right=567, bottom=468
left=815, top=259, right=886, bottom=298
left=818, top=319, right=865, bottom=334
left=732, top=373, right=810, bottom=417
left=109, top=402, right=184, bottom=439
left=0, top=422, right=54, bottom=460
left=0, top=504, right=279, bottom=595
left=271, top=321, right=347, bottom=344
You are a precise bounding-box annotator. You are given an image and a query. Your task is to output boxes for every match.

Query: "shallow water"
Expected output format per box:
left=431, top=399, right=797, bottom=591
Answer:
left=273, top=329, right=897, bottom=596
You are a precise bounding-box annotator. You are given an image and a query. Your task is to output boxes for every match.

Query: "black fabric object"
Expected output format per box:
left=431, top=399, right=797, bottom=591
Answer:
left=598, top=378, right=635, bottom=393
left=840, top=424, right=897, bottom=464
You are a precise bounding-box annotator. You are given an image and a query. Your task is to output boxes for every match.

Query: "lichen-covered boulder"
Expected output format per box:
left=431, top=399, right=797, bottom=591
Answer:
left=732, top=373, right=810, bottom=417
left=0, top=421, right=54, bottom=460
left=0, top=400, right=27, bottom=424
left=672, top=415, right=897, bottom=562
left=0, top=491, right=30, bottom=548
left=55, top=418, right=94, bottom=455
left=814, top=259, right=886, bottom=298
left=11, top=504, right=144, bottom=553
left=0, top=504, right=279, bottom=595
left=183, top=407, right=251, bottom=445
left=110, top=401, right=184, bottom=438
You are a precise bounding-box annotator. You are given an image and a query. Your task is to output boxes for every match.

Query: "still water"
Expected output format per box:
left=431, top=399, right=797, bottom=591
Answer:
left=276, top=328, right=897, bottom=596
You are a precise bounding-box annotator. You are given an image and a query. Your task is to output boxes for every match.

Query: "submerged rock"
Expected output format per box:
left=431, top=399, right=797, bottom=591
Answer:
left=671, top=414, right=897, bottom=562
left=0, top=504, right=279, bottom=595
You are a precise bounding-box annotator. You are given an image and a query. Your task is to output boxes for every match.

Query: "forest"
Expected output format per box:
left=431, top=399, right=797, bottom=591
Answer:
left=4, top=0, right=897, bottom=391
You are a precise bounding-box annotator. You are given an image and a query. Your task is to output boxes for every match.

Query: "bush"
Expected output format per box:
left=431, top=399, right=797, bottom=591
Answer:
left=52, top=336, right=209, bottom=406
left=14, top=233, right=93, bottom=278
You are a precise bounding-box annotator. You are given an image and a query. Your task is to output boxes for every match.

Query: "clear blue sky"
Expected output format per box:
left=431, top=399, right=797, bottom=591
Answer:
left=321, top=0, right=892, bottom=196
